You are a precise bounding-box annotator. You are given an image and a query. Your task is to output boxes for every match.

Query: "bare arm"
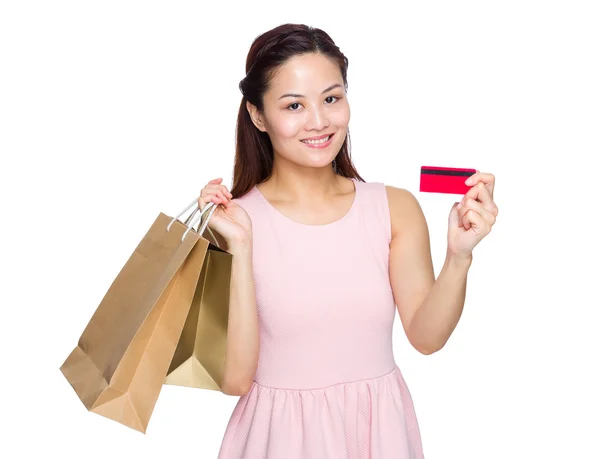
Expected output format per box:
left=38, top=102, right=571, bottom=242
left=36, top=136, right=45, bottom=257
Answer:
left=386, top=186, right=471, bottom=355
left=407, top=250, right=471, bottom=354
left=221, top=240, right=259, bottom=395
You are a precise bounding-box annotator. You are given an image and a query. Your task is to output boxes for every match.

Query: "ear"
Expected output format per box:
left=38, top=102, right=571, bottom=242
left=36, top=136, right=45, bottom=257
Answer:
left=246, top=101, right=267, bottom=132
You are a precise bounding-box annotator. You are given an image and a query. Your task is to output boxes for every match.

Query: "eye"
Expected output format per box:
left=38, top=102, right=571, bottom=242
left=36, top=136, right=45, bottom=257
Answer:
left=287, top=102, right=301, bottom=111
left=325, top=96, right=339, bottom=104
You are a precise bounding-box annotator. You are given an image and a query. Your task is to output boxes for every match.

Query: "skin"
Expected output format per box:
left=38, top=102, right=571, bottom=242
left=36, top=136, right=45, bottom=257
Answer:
left=198, top=52, right=499, bottom=392
left=386, top=172, right=497, bottom=355
left=246, top=52, right=355, bottom=223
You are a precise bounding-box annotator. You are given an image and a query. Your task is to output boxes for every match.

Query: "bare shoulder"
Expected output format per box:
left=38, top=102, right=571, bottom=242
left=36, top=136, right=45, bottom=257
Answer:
left=384, top=185, right=427, bottom=238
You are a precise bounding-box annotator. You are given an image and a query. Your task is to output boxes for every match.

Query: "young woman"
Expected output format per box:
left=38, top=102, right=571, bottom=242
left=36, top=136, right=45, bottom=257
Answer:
left=197, top=23, right=498, bottom=459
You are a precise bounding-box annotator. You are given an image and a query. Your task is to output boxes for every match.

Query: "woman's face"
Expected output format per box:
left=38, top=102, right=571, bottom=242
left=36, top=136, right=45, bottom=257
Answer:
left=247, top=52, right=350, bottom=170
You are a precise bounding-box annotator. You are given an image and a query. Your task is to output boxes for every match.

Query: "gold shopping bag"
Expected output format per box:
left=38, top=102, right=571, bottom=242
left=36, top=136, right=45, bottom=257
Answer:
left=164, top=203, right=233, bottom=392
left=60, top=197, right=219, bottom=433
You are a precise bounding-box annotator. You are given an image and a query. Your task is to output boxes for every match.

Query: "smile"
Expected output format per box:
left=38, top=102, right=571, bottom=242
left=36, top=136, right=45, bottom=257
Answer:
left=301, top=134, right=334, bottom=148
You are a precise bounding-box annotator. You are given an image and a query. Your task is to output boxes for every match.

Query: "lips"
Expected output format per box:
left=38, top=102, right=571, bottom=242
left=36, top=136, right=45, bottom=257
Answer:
left=300, top=133, right=334, bottom=148
left=302, top=133, right=334, bottom=141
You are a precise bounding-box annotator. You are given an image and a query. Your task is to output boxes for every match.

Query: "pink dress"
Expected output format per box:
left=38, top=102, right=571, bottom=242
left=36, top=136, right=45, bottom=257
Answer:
left=217, top=178, right=425, bottom=459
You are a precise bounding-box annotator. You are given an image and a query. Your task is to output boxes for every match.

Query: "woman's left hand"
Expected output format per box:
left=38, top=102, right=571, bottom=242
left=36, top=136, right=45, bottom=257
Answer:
left=447, top=171, right=498, bottom=259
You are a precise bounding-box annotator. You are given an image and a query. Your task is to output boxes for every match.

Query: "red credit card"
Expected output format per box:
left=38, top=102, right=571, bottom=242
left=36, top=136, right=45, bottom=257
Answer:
left=420, top=166, right=477, bottom=195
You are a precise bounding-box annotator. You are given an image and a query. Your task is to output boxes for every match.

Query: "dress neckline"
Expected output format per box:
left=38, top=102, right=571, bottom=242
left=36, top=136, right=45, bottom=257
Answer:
left=252, top=178, right=359, bottom=228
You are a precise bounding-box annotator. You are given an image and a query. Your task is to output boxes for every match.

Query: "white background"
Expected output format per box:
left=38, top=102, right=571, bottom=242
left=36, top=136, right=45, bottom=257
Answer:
left=1, top=1, right=599, bottom=458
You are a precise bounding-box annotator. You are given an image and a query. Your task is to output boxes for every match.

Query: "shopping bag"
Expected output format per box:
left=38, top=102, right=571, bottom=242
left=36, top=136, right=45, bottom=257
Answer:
left=59, top=197, right=219, bottom=433
left=164, top=204, right=232, bottom=391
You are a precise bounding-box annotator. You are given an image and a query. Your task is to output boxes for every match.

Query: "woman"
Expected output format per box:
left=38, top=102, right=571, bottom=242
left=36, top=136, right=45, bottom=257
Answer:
left=198, top=23, right=498, bottom=459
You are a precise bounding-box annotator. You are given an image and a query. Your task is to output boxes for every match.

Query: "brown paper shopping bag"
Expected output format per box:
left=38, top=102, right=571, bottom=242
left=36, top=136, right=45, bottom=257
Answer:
left=164, top=208, right=232, bottom=391
left=59, top=197, right=219, bottom=433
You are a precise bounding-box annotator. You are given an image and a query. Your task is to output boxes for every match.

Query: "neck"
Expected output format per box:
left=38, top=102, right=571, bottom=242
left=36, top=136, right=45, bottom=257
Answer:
left=261, top=162, right=346, bottom=205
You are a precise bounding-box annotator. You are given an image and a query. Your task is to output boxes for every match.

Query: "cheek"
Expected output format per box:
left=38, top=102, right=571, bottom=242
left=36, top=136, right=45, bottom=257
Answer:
left=263, top=108, right=301, bottom=141
left=331, top=104, right=350, bottom=127
left=276, top=116, right=305, bottom=140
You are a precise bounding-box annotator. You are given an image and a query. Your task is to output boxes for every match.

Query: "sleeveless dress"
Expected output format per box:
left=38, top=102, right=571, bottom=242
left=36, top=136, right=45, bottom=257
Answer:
left=217, top=178, right=425, bottom=459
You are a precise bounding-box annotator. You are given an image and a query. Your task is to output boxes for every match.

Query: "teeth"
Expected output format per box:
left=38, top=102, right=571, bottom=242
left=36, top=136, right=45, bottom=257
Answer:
left=302, top=135, right=331, bottom=145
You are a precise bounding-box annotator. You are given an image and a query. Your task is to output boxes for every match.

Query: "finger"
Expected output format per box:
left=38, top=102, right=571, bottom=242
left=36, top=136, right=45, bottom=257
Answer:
left=220, top=184, right=233, bottom=198
left=462, top=209, right=490, bottom=235
left=198, top=195, right=213, bottom=210
left=457, top=203, right=470, bottom=228
left=458, top=200, right=480, bottom=231
left=465, top=171, right=495, bottom=197
left=205, top=184, right=232, bottom=198
left=197, top=192, right=207, bottom=209
left=209, top=191, right=226, bottom=204
left=462, top=185, right=480, bottom=203
left=458, top=204, right=470, bottom=229
left=463, top=183, right=498, bottom=216
left=461, top=211, right=471, bottom=230
left=476, top=183, right=498, bottom=216
left=217, top=190, right=229, bottom=203
left=465, top=170, right=491, bottom=186
left=199, top=180, right=221, bottom=204
left=199, top=190, right=222, bottom=208
left=462, top=182, right=492, bottom=210
left=459, top=197, right=496, bottom=227
left=201, top=188, right=224, bottom=203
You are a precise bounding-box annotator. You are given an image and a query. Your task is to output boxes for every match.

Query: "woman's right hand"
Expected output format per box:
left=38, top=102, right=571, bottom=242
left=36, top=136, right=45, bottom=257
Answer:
left=198, top=178, right=252, bottom=252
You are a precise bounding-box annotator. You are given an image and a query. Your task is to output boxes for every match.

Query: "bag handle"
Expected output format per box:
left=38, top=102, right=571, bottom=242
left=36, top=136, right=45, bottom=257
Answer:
left=184, top=204, right=221, bottom=247
left=166, top=197, right=220, bottom=244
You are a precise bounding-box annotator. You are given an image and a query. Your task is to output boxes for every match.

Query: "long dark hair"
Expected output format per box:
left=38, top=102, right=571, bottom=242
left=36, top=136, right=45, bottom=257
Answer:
left=230, top=23, right=364, bottom=198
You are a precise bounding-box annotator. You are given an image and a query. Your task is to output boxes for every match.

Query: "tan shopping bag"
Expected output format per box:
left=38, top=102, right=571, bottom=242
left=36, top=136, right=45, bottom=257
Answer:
left=59, top=197, right=219, bottom=433
left=164, top=206, right=232, bottom=391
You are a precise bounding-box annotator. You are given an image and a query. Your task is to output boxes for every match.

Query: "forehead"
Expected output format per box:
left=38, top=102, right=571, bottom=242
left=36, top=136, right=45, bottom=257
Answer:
left=268, top=53, right=342, bottom=94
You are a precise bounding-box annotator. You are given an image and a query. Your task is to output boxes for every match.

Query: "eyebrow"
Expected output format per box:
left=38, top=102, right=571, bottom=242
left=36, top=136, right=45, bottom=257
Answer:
left=278, top=83, right=343, bottom=100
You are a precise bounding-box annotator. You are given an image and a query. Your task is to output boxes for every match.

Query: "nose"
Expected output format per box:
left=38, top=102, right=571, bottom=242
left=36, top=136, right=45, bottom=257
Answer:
left=305, top=103, right=330, bottom=131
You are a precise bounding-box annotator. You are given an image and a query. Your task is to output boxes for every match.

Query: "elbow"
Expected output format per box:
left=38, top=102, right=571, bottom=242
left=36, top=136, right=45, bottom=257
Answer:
left=410, top=337, right=444, bottom=355
left=222, top=385, right=244, bottom=396
left=407, top=325, right=444, bottom=356
left=416, top=345, right=440, bottom=355
left=222, top=379, right=254, bottom=396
